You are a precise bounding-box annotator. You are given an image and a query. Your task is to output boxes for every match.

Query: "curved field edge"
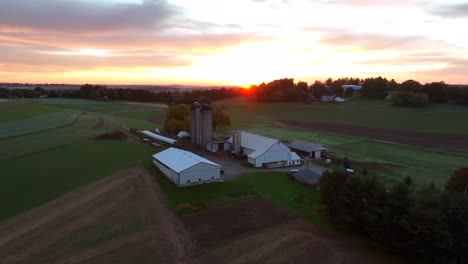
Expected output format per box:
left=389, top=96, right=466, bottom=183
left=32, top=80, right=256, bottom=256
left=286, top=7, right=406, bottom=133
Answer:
left=0, top=110, right=81, bottom=139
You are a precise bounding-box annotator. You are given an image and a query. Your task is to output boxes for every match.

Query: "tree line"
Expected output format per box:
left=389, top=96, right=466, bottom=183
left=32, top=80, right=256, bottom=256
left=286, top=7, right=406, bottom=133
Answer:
left=0, top=84, right=242, bottom=105
left=249, top=77, right=468, bottom=106
left=319, top=167, right=468, bottom=263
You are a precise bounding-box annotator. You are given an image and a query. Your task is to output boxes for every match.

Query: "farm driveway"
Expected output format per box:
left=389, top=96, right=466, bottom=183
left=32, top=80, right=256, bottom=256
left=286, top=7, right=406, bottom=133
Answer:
left=201, top=152, right=328, bottom=180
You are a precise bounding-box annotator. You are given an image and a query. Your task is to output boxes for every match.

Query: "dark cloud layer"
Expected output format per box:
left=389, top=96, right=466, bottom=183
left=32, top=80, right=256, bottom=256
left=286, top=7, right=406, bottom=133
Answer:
left=426, top=3, right=468, bottom=18
left=0, top=0, right=175, bottom=33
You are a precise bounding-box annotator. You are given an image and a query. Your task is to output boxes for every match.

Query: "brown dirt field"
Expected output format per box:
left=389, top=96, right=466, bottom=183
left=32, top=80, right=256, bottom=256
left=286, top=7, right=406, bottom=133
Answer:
left=281, top=120, right=468, bottom=157
left=0, top=168, right=196, bottom=264
left=183, top=198, right=386, bottom=264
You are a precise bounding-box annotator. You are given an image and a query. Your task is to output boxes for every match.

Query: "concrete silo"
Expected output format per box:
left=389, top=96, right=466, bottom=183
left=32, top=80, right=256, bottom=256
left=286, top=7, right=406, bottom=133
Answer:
left=190, top=102, right=202, bottom=145
left=190, top=102, right=213, bottom=147
left=201, top=104, right=213, bottom=147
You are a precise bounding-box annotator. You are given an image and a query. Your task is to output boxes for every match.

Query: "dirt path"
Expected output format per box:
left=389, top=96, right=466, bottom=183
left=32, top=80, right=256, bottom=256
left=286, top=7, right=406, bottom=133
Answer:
left=281, top=120, right=468, bottom=156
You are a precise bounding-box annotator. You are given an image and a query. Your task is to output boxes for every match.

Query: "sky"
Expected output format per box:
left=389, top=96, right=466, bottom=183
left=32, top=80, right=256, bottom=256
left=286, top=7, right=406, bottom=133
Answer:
left=0, top=0, right=467, bottom=86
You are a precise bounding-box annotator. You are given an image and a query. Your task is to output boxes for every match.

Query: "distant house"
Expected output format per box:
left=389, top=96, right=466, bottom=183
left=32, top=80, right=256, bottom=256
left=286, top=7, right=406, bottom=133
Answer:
left=342, top=84, right=362, bottom=91
left=228, top=131, right=293, bottom=168
left=152, top=147, right=221, bottom=187
left=289, top=168, right=323, bottom=185
left=334, top=97, right=345, bottom=103
left=288, top=141, right=327, bottom=159
left=321, top=95, right=335, bottom=102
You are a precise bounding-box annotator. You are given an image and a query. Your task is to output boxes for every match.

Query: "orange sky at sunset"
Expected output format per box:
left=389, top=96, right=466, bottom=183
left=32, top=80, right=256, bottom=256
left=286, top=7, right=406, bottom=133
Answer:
left=1, top=0, right=468, bottom=86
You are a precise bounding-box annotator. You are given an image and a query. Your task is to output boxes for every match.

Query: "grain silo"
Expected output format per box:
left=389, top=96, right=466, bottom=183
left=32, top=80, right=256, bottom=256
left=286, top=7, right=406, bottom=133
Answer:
left=190, top=102, right=213, bottom=146
left=201, top=104, right=213, bottom=147
left=233, top=131, right=241, bottom=155
left=190, top=102, right=202, bottom=145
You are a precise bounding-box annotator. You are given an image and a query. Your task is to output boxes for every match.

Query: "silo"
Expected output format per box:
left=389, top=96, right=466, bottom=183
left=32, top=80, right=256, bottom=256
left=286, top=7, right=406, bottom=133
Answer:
left=233, top=131, right=241, bottom=155
left=190, top=102, right=202, bottom=145
left=201, top=103, right=213, bottom=146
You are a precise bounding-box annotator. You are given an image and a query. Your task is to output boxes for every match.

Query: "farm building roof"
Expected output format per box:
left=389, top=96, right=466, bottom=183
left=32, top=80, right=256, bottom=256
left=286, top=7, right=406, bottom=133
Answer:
left=342, top=84, right=362, bottom=91
left=288, top=141, right=327, bottom=153
left=152, top=147, right=220, bottom=173
left=290, top=169, right=322, bottom=185
left=228, top=131, right=280, bottom=158
left=291, top=152, right=301, bottom=161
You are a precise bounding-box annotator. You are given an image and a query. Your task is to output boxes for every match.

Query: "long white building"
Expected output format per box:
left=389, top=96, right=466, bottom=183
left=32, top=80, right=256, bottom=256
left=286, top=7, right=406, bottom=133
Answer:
left=152, top=147, right=221, bottom=187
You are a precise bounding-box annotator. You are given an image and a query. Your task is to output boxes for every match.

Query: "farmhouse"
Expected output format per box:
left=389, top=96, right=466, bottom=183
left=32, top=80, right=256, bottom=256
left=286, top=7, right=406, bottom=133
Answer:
left=229, top=131, right=293, bottom=168
left=152, top=147, right=221, bottom=187
left=342, top=84, right=362, bottom=91
left=288, top=140, right=327, bottom=159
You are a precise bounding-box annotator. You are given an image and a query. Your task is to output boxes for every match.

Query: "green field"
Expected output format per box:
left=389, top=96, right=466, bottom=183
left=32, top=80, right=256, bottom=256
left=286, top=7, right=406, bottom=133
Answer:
left=1, top=96, right=454, bottom=263
left=0, top=99, right=163, bottom=221
left=217, top=97, right=468, bottom=134
left=214, top=97, right=468, bottom=187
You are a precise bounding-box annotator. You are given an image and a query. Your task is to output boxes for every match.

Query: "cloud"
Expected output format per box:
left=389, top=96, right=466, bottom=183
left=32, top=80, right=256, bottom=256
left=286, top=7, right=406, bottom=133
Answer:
left=426, top=3, right=468, bottom=18
left=0, top=0, right=175, bottom=33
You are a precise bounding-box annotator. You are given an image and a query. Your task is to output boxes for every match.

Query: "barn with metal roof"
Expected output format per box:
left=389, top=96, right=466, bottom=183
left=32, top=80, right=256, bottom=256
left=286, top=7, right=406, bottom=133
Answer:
left=152, top=147, right=221, bottom=187
left=229, top=131, right=293, bottom=168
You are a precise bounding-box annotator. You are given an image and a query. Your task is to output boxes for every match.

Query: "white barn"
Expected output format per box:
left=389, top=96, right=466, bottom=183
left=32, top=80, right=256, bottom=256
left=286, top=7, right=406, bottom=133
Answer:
left=229, top=132, right=293, bottom=168
left=152, top=147, right=221, bottom=187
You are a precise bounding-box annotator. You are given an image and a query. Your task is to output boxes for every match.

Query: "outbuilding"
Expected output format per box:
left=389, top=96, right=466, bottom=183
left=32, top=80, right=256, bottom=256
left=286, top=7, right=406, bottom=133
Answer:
left=288, top=140, right=327, bottom=159
left=152, top=147, right=221, bottom=187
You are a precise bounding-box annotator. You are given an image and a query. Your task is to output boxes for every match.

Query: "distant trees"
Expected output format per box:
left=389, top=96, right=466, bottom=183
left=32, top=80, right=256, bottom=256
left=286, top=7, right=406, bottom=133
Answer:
left=256, top=78, right=309, bottom=102
left=164, top=104, right=190, bottom=133
left=391, top=91, right=429, bottom=107
left=164, top=102, right=231, bottom=133
left=212, top=105, right=231, bottom=131
left=319, top=170, right=468, bottom=263
left=310, top=81, right=326, bottom=99
left=361, top=76, right=388, bottom=99
left=446, top=167, right=468, bottom=193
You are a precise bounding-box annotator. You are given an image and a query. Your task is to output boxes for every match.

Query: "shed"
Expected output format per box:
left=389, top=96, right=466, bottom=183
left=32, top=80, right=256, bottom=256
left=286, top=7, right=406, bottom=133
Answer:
left=288, top=141, right=327, bottom=159
left=152, top=147, right=221, bottom=187
left=289, top=168, right=323, bottom=185
left=206, top=140, right=232, bottom=152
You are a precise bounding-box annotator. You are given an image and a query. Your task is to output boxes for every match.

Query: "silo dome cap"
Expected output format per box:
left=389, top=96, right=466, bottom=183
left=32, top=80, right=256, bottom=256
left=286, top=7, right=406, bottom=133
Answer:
left=201, top=103, right=212, bottom=110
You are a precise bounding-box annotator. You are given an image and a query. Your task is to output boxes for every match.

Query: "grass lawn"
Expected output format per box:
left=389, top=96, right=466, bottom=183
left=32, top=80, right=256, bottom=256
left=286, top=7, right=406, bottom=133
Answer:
left=148, top=161, right=325, bottom=224
left=0, top=140, right=154, bottom=221
left=217, top=97, right=468, bottom=134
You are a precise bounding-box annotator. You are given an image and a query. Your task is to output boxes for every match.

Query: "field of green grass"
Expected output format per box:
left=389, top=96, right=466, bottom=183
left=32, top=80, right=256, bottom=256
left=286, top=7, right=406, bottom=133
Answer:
left=0, top=98, right=163, bottom=221
left=217, top=97, right=468, bottom=134
left=214, top=97, right=468, bottom=188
